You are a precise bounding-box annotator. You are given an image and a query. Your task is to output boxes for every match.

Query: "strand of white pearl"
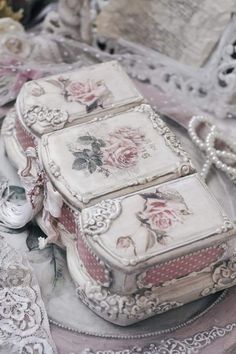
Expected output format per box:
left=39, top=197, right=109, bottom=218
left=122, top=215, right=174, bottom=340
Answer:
left=188, top=116, right=236, bottom=183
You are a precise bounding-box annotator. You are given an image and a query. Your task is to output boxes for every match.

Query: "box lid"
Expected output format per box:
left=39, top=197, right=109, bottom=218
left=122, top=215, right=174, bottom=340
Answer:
left=40, top=104, right=195, bottom=209
left=80, top=174, right=235, bottom=272
left=16, top=61, right=143, bottom=136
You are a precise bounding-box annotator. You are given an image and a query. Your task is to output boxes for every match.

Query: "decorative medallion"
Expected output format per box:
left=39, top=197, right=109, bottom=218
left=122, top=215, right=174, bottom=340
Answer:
left=82, top=199, right=122, bottom=236
left=24, top=105, right=69, bottom=132
left=216, top=215, right=234, bottom=234
left=201, top=257, right=236, bottom=296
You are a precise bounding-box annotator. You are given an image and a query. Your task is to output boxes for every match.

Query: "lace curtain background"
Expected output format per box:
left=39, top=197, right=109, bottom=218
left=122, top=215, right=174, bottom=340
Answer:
left=1, top=14, right=236, bottom=133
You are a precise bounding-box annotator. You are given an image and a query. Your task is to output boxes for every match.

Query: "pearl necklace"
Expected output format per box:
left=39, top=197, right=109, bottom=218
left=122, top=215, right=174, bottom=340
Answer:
left=188, top=116, right=236, bottom=183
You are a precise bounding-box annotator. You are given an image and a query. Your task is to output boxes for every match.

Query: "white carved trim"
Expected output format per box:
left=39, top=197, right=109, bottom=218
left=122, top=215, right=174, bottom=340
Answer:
left=215, top=215, right=234, bottom=234
left=23, top=105, right=69, bottom=135
left=82, top=199, right=122, bottom=236
left=135, top=104, right=195, bottom=175
left=77, top=281, right=182, bottom=324
left=201, top=256, right=236, bottom=296
left=82, top=323, right=236, bottom=354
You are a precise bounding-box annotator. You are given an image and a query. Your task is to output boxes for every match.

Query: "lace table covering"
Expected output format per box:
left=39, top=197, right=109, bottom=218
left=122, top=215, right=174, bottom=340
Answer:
left=0, top=236, right=57, bottom=354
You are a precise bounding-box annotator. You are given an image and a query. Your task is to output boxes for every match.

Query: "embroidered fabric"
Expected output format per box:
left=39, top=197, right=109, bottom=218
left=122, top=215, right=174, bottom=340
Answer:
left=0, top=236, right=57, bottom=354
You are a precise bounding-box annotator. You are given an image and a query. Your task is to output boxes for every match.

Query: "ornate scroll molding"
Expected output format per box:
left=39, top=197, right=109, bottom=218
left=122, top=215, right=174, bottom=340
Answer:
left=83, top=323, right=236, bottom=354
left=216, top=215, right=234, bottom=234
left=23, top=105, right=69, bottom=134
left=201, top=257, right=236, bottom=296
left=134, top=104, right=195, bottom=176
left=82, top=199, right=122, bottom=236
left=77, top=281, right=182, bottom=323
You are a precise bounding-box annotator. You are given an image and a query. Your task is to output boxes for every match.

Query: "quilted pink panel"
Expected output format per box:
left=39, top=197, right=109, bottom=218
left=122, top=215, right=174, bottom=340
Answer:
left=140, top=246, right=223, bottom=287
left=59, top=204, right=109, bottom=286
left=59, top=204, right=77, bottom=234
left=76, top=225, right=110, bottom=286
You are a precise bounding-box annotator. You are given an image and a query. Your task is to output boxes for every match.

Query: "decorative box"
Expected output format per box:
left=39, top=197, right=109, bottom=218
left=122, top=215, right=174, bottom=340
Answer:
left=2, top=61, right=236, bottom=326
left=16, top=60, right=144, bottom=136
left=73, top=174, right=236, bottom=325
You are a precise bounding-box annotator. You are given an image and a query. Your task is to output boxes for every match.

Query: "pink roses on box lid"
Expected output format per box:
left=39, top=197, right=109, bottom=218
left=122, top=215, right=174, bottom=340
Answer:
left=102, top=126, right=145, bottom=169
left=70, top=126, right=146, bottom=176
left=137, top=188, right=191, bottom=248
left=46, top=77, right=112, bottom=113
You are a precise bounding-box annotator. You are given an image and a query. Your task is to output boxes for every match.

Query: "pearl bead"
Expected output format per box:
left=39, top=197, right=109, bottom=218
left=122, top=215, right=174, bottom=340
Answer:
left=188, top=115, right=236, bottom=184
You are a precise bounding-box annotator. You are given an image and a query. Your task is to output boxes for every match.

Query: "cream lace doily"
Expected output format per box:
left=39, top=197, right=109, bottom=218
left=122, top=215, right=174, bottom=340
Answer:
left=0, top=236, right=57, bottom=354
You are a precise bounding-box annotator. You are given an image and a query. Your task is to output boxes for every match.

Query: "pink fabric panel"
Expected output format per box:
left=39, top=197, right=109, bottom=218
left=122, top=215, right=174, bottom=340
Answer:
left=59, top=204, right=77, bottom=234
left=76, top=226, right=109, bottom=286
left=142, top=246, right=223, bottom=287
left=59, top=203, right=109, bottom=285
left=15, top=118, right=36, bottom=150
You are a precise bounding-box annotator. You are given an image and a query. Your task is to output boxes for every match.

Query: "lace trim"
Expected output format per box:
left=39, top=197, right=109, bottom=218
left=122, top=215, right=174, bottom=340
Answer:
left=0, top=236, right=57, bottom=354
left=82, top=323, right=236, bottom=354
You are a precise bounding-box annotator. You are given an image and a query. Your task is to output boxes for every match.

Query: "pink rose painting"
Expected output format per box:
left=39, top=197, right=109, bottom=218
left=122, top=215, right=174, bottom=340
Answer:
left=137, top=189, right=191, bottom=248
left=70, top=126, right=146, bottom=176
left=103, top=144, right=138, bottom=169
left=102, top=127, right=145, bottom=169
left=107, top=127, right=145, bottom=146
left=46, top=77, right=112, bottom=113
